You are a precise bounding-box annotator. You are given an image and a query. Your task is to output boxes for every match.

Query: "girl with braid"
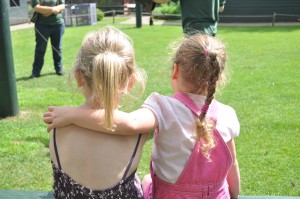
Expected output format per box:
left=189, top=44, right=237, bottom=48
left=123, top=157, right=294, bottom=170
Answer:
left=44, top=33, right=240, bottom=199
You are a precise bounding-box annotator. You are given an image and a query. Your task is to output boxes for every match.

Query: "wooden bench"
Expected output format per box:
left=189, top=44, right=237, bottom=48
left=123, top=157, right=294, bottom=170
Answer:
left=0, top=190, right=299, bottom=199
left=0, top=190, right=54, bottom=199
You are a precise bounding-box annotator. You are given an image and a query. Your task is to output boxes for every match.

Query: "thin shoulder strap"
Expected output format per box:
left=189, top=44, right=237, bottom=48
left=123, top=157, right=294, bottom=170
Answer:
left=173, top=92, right=201, bottom=116
left=53, top=128, right=62, bottom=170
left=122, top=134, right=142, bottom=179
left=173, top=92, right=218, bottom=121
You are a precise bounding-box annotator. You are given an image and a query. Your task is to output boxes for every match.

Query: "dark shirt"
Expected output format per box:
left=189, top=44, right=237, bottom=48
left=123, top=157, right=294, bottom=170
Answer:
left=31, top=0, right=64, bottom=25
left=180, top=0, right=226, bottom=35
left=52, top=161, right=143, bottom=199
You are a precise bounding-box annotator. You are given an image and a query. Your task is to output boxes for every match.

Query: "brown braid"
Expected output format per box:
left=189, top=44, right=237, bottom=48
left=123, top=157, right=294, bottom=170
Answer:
left=173, top=33, right=226, bottom=159
left=196, top=54, right=220, bottom=159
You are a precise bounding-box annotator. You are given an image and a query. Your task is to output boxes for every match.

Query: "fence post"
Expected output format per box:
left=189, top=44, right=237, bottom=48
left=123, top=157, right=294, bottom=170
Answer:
left=0, top=0, right=19, bottom=118
left=135, top=1, right=142, bottom=28
left=272, top=12, right=276, bottom=27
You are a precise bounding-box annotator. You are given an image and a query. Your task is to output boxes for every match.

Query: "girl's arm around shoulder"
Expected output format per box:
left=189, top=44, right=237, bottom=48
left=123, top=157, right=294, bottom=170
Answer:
left=44, top=106, right=75, bottom=132
left=44, top=106, right=157, bottom=135
left=226, top=139, right=240, bottom=199
left=114, top=108, right=158, bottom=135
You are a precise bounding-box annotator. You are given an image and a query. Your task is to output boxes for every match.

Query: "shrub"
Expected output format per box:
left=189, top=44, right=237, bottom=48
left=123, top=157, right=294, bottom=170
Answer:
left=97, top=9, right=104, bottom=21
left=156, top=2, right=181, bottom=15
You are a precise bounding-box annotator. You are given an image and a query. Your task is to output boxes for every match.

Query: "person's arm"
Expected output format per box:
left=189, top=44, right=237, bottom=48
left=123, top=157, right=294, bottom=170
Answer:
left=43, top=106, right=157, bottom=135
left=219, top=6, right=224, bottom=13
left=51, top=4, right=65, bottom=15
left=34, top=4, right=53, bottom=16
left=34, top=3, right=65, bottom=16
left=219, top=0, right=225, bottom=12
left=226, top=138, right=240, bottom=199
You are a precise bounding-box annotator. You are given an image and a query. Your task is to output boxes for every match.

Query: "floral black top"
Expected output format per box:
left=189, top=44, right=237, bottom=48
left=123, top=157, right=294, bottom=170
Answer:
left=52, top=161, right=143, bottom=199
left=51, top=129, right=143, bottom=199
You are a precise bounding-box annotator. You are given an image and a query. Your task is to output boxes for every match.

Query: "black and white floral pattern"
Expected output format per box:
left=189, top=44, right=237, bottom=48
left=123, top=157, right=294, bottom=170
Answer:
left=52, top=161, right=144, bottom=199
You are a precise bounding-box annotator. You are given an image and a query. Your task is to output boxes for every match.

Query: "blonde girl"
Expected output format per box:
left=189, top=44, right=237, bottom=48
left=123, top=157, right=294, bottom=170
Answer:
left=48, top=26, right=148, bottom=199
left=44, top=33, right=240, bottom=199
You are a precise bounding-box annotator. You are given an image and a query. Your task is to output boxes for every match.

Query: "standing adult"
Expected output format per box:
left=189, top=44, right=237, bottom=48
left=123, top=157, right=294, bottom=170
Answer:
left=30, top=0, right=65, bottom=78
left=180, top=0, right=226, bottom=36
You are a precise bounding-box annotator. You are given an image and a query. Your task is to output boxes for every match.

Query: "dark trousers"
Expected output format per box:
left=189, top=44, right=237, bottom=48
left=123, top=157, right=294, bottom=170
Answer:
left=32, top=23, right=65, bottom=76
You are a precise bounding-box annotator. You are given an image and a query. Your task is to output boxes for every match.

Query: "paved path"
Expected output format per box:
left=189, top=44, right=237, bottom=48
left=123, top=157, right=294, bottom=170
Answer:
left=120, top=15, right=181, bottom=26
left=10, top=22, right=34, bottom=31
left=9, top=16, right=175, bottom=31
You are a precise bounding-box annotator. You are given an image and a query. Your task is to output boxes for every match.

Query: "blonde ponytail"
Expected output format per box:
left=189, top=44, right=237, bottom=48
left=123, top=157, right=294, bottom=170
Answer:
left=72, top=26, right=145, bottom=131
left=92, top=53, right=126, bottom=130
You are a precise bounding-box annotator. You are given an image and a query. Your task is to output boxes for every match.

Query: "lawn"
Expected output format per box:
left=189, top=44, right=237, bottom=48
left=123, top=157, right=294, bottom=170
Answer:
left=1, top=17, right=299, bottom=196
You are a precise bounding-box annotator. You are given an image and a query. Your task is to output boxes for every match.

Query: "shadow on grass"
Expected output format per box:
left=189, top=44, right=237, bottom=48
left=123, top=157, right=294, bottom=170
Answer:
left=119, top=26, right=142, bottom=30
left=16, top=72, right=58, bottom=82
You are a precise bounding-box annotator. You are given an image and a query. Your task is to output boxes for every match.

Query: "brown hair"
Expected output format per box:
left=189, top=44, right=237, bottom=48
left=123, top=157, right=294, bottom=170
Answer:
left=173, top=33, right=227, bottom=159
left=73, top=26, right=145, bottom=130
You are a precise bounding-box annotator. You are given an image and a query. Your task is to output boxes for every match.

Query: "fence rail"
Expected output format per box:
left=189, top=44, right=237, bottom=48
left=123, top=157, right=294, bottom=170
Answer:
left=10, top=11, right=300, bottom=26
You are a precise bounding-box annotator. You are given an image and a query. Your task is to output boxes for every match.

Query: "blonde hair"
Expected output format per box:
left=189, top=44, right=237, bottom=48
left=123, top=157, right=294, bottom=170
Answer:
left=73, top=26, right=145, bottom=130
left=173, top=33, right=227, bottom=159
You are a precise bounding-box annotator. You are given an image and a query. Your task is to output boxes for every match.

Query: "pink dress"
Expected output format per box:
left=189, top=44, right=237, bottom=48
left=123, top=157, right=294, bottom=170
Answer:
left=144, top=92, right=233, bottom=199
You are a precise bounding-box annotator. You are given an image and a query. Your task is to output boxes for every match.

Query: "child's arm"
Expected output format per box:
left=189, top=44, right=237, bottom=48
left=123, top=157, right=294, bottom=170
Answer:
left=43, top=106, right=157, bottom=135
left=226, top=139, right=240, bottom=199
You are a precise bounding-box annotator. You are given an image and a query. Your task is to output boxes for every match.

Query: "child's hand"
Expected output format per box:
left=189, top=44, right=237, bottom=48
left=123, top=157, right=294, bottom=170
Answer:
left=43, top=106, right=73, bottom=132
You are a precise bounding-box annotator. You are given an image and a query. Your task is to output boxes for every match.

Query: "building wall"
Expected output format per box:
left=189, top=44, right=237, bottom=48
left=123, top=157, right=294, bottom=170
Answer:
left=220, top=0, right=300, bottom=23
left=9, top=0, right=29, bottom=25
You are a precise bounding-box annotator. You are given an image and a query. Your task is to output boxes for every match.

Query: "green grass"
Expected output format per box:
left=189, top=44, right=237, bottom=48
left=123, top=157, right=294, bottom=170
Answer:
left=1, top=17, right=299, bottom=196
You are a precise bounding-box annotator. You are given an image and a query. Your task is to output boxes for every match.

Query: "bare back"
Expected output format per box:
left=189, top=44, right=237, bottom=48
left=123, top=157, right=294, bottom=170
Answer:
left=49, top=125, right=148, bottom=190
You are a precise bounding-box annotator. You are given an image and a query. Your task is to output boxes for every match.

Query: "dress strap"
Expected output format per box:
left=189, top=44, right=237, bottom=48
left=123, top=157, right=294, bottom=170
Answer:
left=173, top=92, right=201, bottom=116
left=173, top=92, right=218, bottom=119
left=53, top=128, right=62, bottom=170
left=122, top=134, right=142, bottom=179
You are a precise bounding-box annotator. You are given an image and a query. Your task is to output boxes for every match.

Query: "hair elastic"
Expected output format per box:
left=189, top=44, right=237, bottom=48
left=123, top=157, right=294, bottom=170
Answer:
left=204, top=50, right=209, bottom=57
left=201, top=104, right=209, bottom=114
